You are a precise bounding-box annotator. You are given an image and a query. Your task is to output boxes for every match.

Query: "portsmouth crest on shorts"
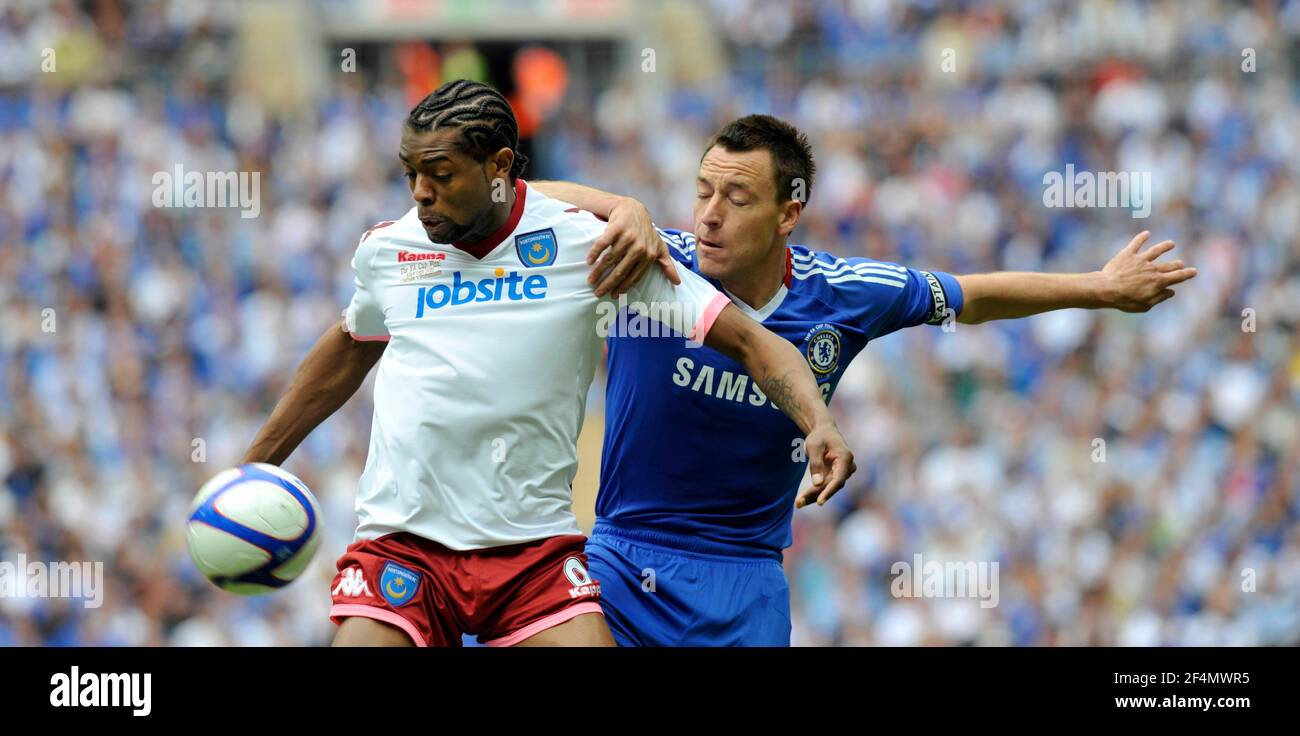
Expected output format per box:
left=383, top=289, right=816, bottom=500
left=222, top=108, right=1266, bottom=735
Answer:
left=379, top=561, right=421, bottom=607
left=803, top=324, right=842, bottom=378
left=515, top=228, right=558, bottom=268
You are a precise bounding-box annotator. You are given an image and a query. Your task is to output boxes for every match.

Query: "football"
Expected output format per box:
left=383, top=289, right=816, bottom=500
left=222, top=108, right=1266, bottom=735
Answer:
left=186, top=463, right=323, bottom=595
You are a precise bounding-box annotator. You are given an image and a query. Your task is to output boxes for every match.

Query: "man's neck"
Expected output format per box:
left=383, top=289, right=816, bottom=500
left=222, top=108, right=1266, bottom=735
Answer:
left=461, top=183, right=516, bottom=244
left=719, top=246, right=787, bottom=312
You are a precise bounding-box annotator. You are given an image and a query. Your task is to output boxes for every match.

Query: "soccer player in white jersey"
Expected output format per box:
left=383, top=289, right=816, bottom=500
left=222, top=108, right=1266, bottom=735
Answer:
left=239, top=82, right=855, bottom=647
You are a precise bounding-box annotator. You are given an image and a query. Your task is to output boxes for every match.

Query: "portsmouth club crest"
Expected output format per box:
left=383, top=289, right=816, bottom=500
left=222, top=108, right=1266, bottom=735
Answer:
left=515, top=228, right=558, bottom=268
left=803, top=324, right=842, bottom=378
left=379, top=561, right=421, bottom=608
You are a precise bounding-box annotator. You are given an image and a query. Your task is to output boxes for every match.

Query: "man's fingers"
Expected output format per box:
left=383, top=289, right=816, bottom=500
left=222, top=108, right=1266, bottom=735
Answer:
left=593, top=251, right=637, bottom=296
left=587, top=230, right=617, bottom=266
left=591, top=236, right=635, bottom=292
left=609, top=259, right=652, bottom=298
left=796, top=471, right=823, bottom=508
left=1150, top=288, right=1176, bottom=307
left=815, top=453, right=853, bottom=505
left=799, top=441, right=828, bottom=509
left=1159, top=266, right=1198, bottom=285
left=587, top=242, right=621, bottom=284
left=1124, top=230, right=1151, bottom=254
left=1154, top=259, right=1185, bottom=272
left=1140, top=239, right=1175, bottom=261
left=796, top=486, right=816, bottom=508
left=658, top=252, right=682, bottom=285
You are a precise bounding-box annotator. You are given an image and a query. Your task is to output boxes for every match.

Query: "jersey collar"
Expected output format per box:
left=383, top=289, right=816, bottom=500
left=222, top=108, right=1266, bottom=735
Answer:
left=451, top=178, right=528, bottom=260
left=717, top=247, right=793, bottom=323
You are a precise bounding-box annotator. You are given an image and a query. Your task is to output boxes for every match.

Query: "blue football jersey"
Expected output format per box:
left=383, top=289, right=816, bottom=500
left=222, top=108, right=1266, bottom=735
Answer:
left=597, top=228, right=964, bottom=555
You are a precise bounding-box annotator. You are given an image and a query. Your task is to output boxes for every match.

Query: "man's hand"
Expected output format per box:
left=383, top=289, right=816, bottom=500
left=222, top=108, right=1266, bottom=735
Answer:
left=587, top=197, right=681, bottom=297
left=796, top=422, right=857, bottom=508
left=1100, top=230, right=1198, bottom=312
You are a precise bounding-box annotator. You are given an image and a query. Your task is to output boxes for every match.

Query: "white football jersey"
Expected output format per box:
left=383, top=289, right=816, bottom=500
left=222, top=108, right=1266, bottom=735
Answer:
left=342, top=180, right=729, bottom=550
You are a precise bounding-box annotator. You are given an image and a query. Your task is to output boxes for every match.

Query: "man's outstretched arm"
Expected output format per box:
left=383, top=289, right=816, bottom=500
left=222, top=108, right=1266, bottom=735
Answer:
left=955, top=231, right=1198, bottom=323
left=240, top=319, right=386, bottom=465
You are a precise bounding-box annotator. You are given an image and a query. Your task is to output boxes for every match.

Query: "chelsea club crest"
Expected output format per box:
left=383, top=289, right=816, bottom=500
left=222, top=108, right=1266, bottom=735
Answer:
left=515, top=228, right=558, bottom=268
left=803, top=324, right=842, bottom=377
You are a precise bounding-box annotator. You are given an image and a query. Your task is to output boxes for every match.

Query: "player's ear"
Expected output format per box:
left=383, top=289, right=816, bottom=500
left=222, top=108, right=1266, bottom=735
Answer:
left=777, top=199, right=802, bottom=238
left=487, top=147, right=515, bottom=181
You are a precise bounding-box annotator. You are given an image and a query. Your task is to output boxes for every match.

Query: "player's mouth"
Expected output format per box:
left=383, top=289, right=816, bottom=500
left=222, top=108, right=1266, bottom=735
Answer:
left=419, top=215, right=456, bottom=238
left=699, top=238, right=724, bottom=251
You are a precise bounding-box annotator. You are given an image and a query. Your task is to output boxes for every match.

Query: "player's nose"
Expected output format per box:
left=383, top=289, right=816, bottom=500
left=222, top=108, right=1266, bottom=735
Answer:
left=410, top=174, right=435, bottom=205
left=698, top=195, right=723, bottom=230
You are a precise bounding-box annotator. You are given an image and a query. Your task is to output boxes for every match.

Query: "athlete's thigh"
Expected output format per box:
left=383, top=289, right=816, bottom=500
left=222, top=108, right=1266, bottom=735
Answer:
left=328, top=533, right=462, bottom=647
left=585, top=532, right=695, bottom=647
left=583, top=535, right=646, bottom=647
left=474, top=534, right=607, bottom=647
left=681, top=558, right=791, bottom=647
left=332, top=616, right=415, bottom=647
left=511, top=612, right=615, bottom=647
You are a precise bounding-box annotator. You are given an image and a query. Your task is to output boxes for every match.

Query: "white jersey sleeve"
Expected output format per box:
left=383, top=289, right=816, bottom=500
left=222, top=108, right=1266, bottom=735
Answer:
left=619, top=256, right=731, bottom=343
left=342, top=224, right=392, bottom=341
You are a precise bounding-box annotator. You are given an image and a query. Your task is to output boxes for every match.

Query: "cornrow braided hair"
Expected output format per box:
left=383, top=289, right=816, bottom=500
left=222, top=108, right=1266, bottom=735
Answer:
left=406, top=79, right=529, bottom=180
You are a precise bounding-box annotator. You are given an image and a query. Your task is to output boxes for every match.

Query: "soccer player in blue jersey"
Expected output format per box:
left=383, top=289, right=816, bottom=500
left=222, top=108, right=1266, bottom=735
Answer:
left=537, top=114, right=1197, bottom=646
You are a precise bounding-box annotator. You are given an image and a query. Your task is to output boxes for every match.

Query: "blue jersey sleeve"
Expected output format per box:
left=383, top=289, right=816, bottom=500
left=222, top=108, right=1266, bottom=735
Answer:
left=654, top=227, right=696, bottom=267
left=876, top=265, right=964, bottom=337
left=791, top=249, right=963, bottom=339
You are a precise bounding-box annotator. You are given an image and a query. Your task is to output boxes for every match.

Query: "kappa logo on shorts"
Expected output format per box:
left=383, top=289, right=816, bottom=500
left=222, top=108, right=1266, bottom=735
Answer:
left=563, top=556, right=600, bottom=600
left=379, top=561, right=421, bottom=607
left=332, top=567, right=373, bottom=598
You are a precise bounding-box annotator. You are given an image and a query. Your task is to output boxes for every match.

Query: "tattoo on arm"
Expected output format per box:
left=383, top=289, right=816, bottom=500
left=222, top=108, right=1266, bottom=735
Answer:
left=760, top=372, right=802, bottom=418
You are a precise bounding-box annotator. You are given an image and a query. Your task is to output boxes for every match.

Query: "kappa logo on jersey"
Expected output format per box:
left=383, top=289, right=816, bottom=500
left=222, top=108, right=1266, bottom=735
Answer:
left=562, top=556, right=600, bottom=599
left=332, top=567, right=373, bottom=598
left=379, top=561, right=421, bottom=607
left=397, top=250, right=446, bottom=263
left=414, top=269, right=548, bottom=316
left=804, top=324, right=842, bottom=377
left=515, top=228, right=558, bottom=268
left=398, top=251, right=446, bottom=282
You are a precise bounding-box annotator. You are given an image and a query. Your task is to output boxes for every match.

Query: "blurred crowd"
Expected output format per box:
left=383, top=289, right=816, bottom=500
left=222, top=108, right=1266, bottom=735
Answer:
left=1, top=0, right=1298, bottom=646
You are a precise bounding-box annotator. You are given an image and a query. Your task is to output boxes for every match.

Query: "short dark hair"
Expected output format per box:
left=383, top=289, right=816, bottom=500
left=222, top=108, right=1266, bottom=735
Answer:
left=704, top=114, right=815, bottom=204
left=406, top=79, right=529, bottom=180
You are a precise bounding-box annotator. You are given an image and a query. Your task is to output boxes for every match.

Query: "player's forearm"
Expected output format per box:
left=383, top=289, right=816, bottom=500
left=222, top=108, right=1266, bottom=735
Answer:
left=531, top=180, right=625, bottom=219
left=955, top=271, right=1111, bottom=324
left=744, top=330, right=835, bottom=435
left=704, top=306, right=833, bottom=435
left=240, top=320, right=384, bottom=466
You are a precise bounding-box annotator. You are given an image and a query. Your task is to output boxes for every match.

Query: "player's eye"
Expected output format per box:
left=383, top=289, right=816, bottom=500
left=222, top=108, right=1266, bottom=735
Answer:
left=432, top=173, right=452, bottom=183
left=729, top=198, right=748, bottom=207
